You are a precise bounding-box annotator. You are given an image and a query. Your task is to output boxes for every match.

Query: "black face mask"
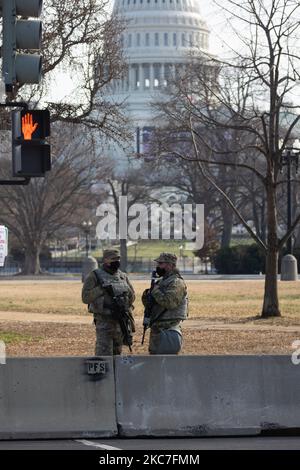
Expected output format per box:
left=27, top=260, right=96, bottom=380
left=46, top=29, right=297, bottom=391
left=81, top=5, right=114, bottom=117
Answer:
left=109, top=260, right=120, bottom=272
left=156, top=266, right=166, bottom=277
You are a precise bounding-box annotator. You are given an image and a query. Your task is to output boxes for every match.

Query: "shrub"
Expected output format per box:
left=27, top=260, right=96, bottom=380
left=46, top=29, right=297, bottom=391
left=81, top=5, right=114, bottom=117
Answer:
left=214, top=244, right=265, bottom=274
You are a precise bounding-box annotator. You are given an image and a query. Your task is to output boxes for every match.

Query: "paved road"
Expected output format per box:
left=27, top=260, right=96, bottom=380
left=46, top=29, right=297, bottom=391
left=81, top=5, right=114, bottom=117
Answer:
left=0, top=436, right=300, bottom=450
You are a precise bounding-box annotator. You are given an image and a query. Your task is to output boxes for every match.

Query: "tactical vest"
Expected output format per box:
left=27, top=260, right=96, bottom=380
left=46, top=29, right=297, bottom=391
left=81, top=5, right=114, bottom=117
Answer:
left=151, top=272, right=188, bottom=322
left=89, top=267, right=132, bottom=317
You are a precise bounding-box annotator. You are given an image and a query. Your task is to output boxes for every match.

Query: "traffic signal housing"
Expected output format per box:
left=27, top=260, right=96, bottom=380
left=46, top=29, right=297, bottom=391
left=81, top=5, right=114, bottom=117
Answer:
left=12, top=109, right=51, bottom=177
left=2, top=0, right=43, bottom=90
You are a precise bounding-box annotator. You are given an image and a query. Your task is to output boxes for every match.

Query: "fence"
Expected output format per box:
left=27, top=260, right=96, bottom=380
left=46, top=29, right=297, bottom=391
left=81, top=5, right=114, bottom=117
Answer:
left=41, top=256, right=212, bottom=274
left=0, top=256, right=214, bottom=275
left=0, top=258, right=21, bottom=276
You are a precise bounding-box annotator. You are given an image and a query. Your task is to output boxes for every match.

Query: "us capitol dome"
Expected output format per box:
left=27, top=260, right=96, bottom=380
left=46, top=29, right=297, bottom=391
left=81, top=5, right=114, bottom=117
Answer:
left=109, top=0, right=210, bottom=154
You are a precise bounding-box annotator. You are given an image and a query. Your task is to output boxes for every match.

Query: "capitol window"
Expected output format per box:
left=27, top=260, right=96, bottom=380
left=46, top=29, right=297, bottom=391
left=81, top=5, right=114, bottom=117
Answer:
left=155, top=33, right=159, bottom=46
left=173, top=33, right=177, bottom=46
left=137, top=33, right=141, bottom=46
left=164, top=33, right=169, bottom=46
left=145, top=33, right=150, bottom=46
left=128, top=34, right=132, bottom=47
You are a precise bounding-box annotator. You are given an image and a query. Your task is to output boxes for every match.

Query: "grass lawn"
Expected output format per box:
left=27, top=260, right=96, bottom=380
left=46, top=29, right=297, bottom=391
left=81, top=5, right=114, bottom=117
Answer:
left=0, top=279, right=299, bottom=355
left=55, top=238, right=256, bottom=259
left=0, top=279, right=299, bottom=322
left=77, top=240, right=196, bottom=258
left=0, top=330, right=40, bottom=345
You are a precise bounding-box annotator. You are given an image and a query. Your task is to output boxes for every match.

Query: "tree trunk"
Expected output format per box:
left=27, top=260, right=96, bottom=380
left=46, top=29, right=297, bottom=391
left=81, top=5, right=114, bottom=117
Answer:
left=23, top=246, right=41, bottom=275
left=294, top=224, right=300, bottom=250
left=221, top=206, right=233, bottom=248
left=262, top=246, right=280, bottom=317
left=262, top=180, right=281, bottom=317
left=260, top=197, right=267, bottom=245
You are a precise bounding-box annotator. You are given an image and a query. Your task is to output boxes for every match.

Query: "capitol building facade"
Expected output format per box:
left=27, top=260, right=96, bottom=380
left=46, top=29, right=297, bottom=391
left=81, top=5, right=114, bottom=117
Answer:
left=110, top=0, right=211, bottom=154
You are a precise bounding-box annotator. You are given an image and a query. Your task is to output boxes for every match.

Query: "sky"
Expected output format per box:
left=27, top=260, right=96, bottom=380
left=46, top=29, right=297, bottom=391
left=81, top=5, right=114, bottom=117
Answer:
left=199, top=0, right=231, bottom=56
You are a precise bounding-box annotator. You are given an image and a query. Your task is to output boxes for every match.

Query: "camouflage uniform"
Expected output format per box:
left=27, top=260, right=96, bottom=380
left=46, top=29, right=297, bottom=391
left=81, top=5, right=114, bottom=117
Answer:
left=142, top=253, right=188, bottom=354
left=82, top=249, right=135, bottom=356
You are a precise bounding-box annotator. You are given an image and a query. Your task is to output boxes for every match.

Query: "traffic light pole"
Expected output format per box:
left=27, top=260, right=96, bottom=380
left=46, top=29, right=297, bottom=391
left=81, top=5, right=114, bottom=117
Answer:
left=1, top=101, right=29, bottom=110
left=0, top=101, right=31, bottom=186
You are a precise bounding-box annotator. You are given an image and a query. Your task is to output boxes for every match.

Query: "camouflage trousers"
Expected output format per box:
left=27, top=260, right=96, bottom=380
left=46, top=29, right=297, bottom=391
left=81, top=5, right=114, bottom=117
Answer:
left=149, top=320, right=182, bottom=355
left=94, top=316, right=123, bottom=356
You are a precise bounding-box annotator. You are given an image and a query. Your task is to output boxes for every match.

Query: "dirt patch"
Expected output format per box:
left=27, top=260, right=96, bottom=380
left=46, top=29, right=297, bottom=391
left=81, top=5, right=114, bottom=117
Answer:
left=2, top=320, right=298, bottom=357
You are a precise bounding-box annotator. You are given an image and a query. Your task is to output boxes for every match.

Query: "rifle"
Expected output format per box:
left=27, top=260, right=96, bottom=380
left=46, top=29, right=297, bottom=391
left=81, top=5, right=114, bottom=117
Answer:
left=141, top=270, right=158, bottom=345
left=104, top=284, right=134, bottom=353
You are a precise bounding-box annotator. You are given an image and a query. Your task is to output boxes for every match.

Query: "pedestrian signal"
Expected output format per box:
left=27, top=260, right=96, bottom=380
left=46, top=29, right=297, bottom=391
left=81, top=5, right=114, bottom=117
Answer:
left=12, top=109, right=51, bottom=177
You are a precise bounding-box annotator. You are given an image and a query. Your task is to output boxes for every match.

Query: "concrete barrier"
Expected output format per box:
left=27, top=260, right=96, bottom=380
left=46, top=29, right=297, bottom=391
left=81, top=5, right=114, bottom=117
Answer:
left=0, top=357, right=117, bottom=439
left=115, top=355, right=300, bottom=437
left=1, top=355, right=300, bottom=439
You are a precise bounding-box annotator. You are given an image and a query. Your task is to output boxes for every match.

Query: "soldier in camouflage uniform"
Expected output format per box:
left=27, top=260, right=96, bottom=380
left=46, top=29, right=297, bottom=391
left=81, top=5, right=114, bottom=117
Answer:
left=142, top=253, right=188, bottom=354
left=82, top=249, right=135, bottom=356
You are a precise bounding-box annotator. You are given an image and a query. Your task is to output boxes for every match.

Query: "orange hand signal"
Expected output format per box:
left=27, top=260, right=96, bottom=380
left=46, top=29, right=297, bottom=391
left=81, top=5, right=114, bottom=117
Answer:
left=22, top=113, right=38, bottom=140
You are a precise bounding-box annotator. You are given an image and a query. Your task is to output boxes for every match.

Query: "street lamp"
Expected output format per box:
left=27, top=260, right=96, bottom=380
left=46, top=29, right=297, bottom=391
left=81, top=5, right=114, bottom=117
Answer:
left=280, top=140, right=300, bottom=254
left=82, top=220, right=92, bottom=258
left=81, top=220, right=98, bottom=283
left=280, top=140, right=300, bottom=281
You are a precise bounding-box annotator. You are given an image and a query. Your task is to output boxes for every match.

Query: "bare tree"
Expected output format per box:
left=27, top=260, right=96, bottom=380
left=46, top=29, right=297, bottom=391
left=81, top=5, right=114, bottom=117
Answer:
left=0, top=0, right=131, bottom=273
left=103, top=163, right=155, bottom=271
left=142, top=149, right=235, bottom=246
left=154, top=0, right=300, bottom=317
left=0, top=125, right=110, bottom=274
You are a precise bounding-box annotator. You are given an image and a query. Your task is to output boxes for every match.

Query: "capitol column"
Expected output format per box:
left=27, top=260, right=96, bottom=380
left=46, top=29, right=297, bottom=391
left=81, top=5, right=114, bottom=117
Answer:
left=138, top=63, right=143, bottom=90
left=150, top=63, right=154, bottom=90
left=171, top=64, right=176, bottom=82
left=161, top=63, right=165, bottom=87
left=129, top=64, right=134, bottom=91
